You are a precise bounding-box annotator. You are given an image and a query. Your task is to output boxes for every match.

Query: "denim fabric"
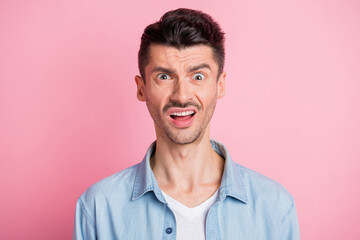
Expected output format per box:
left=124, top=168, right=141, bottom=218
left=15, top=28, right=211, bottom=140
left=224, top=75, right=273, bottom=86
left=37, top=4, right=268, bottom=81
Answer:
left=73, top=140, right=300, bottom=240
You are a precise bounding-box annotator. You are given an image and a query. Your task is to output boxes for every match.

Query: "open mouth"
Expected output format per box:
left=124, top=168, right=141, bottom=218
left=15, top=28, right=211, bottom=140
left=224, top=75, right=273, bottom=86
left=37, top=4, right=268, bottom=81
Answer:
left=167, top=108, right=197, bottom=128
left=170, top=111, right=196, bottom=120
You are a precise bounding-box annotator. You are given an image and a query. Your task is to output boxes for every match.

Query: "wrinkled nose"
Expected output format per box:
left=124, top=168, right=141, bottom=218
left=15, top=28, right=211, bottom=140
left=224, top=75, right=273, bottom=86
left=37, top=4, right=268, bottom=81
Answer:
left=169, top=78, right=193, bottom=104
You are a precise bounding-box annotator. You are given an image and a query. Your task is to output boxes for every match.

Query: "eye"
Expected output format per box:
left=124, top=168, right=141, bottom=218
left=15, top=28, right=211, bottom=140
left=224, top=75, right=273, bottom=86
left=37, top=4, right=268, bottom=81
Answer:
left=156, top=73, right=171, bottom=80
left=193, top=73, right=205, bottom=81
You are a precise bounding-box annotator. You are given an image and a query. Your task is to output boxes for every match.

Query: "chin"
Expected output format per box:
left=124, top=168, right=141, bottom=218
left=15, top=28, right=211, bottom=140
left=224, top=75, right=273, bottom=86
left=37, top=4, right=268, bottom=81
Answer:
left=170, top=138, right=198, bottom=145
left=165, top=129, right=203, bottom=145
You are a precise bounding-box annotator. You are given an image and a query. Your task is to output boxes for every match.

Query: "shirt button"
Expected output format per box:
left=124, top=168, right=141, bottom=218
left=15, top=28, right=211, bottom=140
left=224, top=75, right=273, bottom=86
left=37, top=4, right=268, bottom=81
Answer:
left=165, top=227, right=173, bottom=234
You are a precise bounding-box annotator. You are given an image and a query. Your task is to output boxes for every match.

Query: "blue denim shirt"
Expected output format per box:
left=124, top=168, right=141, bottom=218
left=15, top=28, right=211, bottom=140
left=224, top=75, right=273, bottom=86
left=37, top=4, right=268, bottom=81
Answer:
left=73, top=140, right=300, bottom=239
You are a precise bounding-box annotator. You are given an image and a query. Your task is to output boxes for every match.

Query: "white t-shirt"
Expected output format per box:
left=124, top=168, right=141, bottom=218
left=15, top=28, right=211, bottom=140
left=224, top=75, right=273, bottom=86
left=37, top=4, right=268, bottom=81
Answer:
left=161, top=189, right=219, bottom=240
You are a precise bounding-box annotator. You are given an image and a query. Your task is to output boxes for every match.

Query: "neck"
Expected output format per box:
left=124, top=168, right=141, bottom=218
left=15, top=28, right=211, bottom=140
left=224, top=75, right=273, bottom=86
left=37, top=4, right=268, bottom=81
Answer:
left=151, top=128, right=224, bottom=193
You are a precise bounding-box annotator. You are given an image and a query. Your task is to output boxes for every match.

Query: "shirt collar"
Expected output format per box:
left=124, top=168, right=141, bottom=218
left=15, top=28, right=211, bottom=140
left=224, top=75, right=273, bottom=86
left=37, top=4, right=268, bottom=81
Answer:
left=132, top=139, right=248, bottom=204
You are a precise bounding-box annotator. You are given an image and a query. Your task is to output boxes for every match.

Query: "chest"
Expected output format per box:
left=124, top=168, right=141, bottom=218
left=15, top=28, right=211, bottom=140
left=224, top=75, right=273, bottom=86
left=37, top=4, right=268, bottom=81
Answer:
left=94, top=193, right=281, bottom=240
left=161, top=189, right=219, bottom=240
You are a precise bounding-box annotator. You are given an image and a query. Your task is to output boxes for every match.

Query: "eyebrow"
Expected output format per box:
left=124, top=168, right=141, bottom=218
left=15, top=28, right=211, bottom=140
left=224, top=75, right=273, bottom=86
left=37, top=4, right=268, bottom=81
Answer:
left=151, top=67, right=175, bottom=75
left=187, top=64, right=212, bottom=73
left=150, top=64, right=212, bottom=75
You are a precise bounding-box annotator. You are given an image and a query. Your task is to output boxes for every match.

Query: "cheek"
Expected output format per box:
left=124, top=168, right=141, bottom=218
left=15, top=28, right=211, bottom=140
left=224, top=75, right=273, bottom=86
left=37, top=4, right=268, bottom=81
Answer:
left=145, top=88, right=168, bottom=110
left=197, top=87, right=218, bottom=107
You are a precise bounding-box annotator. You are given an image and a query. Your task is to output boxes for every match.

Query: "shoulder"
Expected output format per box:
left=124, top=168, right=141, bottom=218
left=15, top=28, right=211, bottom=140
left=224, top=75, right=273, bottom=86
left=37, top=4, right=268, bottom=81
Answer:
left=79, top=163, right=140, bottom=205
left=74, top=163, right=142, bottom=231
left=235, top=163, right=294, bottom=217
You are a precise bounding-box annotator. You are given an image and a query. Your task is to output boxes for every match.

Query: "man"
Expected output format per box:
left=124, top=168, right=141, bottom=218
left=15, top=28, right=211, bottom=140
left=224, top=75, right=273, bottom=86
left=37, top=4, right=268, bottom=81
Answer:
left=73, top=8, right=300, bottom=240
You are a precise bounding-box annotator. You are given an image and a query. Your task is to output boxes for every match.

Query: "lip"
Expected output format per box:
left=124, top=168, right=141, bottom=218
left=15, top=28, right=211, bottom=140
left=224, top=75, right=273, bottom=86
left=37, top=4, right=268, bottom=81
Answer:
left=167, top=107, right=197, bottom=128
left=167, top=107, right=198, bottom=116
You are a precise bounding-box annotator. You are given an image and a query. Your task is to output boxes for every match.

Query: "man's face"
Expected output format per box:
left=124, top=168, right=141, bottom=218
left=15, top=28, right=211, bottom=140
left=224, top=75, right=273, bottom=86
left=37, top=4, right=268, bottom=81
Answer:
left=135, top=44, right=225, bottom=145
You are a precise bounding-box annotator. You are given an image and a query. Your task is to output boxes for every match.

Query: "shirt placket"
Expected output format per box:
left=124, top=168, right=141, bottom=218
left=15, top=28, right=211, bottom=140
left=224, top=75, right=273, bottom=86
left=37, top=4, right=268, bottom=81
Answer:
left=205, top=201, right=221, bottom=240
left=162, top=204, right=177, bottom=240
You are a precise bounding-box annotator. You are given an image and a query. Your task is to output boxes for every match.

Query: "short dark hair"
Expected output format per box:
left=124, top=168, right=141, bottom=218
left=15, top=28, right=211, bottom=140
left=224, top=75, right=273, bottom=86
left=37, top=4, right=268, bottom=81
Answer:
left=138, top=8, right=225, bottom=81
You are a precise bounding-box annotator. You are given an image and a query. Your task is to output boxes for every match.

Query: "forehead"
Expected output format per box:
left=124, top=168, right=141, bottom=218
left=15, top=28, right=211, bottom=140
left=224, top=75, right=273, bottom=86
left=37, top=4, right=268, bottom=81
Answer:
left=146, top=44, right=217, bottom=70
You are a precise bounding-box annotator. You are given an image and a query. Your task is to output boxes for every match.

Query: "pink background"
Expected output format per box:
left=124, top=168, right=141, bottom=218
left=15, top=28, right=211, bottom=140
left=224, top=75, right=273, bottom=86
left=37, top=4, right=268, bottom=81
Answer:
left=1, top=0, right=359, bottom=239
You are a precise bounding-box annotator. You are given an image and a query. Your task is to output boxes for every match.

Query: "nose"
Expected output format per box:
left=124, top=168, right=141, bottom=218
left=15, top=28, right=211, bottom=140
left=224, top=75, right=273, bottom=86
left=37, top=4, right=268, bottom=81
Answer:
left=169, top=77, right=193, bottom=104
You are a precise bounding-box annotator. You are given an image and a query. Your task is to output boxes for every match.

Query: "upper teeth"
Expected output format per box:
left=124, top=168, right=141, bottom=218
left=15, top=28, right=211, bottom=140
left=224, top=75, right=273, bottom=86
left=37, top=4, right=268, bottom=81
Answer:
left=171, top=111, right=194, bottom=116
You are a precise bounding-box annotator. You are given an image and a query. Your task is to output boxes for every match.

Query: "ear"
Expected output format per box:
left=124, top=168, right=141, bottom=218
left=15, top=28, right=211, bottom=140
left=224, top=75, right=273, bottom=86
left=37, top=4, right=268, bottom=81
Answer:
left=135, top=75, right=146, bottom=102
left=217, top=71, right=226, bottom=99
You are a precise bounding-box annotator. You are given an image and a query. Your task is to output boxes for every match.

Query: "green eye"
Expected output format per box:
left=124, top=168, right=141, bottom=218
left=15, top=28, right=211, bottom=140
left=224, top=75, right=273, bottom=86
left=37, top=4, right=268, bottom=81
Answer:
left=193, top=73, right=205, bottom=80
left=157, top=73, right=171, bottom=80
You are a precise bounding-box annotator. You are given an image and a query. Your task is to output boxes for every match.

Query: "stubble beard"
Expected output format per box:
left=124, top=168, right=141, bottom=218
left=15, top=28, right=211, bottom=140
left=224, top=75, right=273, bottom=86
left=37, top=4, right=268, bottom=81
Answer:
left=147, top=95, right=218, bottom=145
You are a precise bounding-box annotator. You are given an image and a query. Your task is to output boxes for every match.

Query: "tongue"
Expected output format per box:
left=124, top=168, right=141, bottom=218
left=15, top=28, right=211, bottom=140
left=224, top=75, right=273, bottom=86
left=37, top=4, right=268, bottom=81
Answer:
left=173, top=115, right=192, bottom=121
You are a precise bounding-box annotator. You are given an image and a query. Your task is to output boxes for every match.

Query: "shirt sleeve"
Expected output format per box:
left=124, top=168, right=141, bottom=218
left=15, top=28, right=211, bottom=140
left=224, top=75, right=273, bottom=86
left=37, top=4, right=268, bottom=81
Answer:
left=73, top=198, right=97, bottom=240
left=281, top=198, right=300, bottom=240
